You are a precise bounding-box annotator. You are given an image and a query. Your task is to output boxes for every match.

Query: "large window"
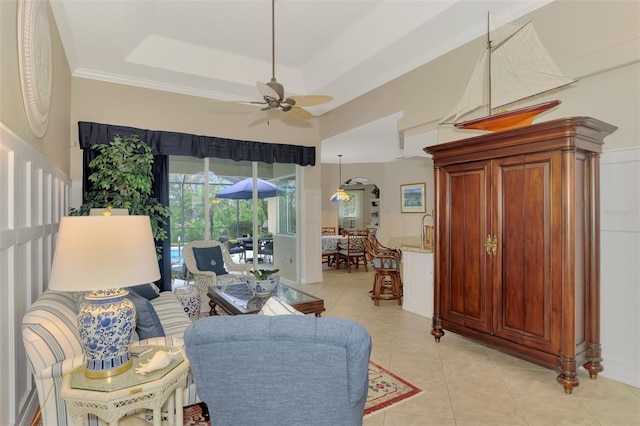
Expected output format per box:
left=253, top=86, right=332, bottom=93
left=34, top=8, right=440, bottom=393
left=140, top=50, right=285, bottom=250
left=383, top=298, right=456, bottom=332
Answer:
left=168, top=156, right=296, bottom=269
left=339, top=189, right=362, bottom=230
left=275, top=171, right=296, bottom=234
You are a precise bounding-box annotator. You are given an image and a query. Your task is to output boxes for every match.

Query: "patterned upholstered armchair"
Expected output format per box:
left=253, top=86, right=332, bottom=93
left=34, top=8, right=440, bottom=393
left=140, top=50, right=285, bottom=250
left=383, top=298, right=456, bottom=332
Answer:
left=183, top=240, right=252, bottom=309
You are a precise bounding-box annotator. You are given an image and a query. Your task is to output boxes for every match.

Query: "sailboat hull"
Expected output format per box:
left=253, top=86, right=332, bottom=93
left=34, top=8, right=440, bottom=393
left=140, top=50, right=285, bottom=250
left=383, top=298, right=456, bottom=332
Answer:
left=455, top=100, right=561, bottom=132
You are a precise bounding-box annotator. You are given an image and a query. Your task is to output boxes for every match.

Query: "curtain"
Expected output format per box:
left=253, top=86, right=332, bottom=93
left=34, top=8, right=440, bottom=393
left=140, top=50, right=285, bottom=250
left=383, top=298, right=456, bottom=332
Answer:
left=78, top=121, right=316, bottom=165
left=154, top=156, right=171, bottom=290
left=77, top=121, right=316, bottom=291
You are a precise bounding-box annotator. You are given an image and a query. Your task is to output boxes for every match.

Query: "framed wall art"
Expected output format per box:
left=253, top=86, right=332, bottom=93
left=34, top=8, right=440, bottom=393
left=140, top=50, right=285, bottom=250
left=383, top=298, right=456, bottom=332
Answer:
left=400, top=183, right=426, bottom=213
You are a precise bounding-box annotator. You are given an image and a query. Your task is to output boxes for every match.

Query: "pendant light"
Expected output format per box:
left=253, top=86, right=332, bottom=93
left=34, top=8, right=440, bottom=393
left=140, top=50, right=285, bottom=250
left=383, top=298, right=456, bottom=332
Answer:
left=330, top=155, right=350, bottom=202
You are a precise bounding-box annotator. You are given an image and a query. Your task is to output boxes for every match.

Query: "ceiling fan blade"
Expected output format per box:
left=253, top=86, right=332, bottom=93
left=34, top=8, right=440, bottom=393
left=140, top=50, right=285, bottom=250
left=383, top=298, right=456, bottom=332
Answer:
left=285, top=106, right=313, bottom=120
left=257, top=81, right=279, bottom=101
left=247, top=108, right=267, bottom=123
left=287, top=95, right=333, bottom=107
left=230, top=100, right=267, bottom=107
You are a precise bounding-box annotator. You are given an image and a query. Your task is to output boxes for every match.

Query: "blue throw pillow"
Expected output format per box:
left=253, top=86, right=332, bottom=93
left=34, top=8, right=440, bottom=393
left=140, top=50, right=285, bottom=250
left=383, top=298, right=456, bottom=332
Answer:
left=193, top=246, right=228, bottom=276
left=127, top=283, right=159, bottom=300
left=126, top=290, right=165, bottom=340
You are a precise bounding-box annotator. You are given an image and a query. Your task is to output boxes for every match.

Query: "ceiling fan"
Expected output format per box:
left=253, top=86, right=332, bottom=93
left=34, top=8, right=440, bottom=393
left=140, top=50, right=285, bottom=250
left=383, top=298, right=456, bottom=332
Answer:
left=245, top=0, right=332, bottom=121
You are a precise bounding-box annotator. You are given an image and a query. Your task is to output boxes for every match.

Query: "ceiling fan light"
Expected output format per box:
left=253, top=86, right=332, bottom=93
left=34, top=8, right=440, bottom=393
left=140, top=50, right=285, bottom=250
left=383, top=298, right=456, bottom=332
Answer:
left=330, top=188, right=351, bottom=202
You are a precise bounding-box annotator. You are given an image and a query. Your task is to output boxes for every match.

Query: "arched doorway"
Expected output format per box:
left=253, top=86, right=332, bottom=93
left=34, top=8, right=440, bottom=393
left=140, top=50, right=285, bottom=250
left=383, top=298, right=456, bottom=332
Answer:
left=338, top=177, right=380, bottom=236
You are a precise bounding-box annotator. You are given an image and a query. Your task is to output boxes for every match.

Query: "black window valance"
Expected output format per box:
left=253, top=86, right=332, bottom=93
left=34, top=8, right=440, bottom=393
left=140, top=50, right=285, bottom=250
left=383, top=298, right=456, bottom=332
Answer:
left=78, top=121, right=316, bottom=166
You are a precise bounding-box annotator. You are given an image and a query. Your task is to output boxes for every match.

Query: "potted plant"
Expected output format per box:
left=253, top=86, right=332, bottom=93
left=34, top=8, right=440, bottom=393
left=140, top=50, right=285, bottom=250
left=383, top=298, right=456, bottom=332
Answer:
left=70, top=135, right=170, bottom=259
left=247, top=268, right=280, bottom=296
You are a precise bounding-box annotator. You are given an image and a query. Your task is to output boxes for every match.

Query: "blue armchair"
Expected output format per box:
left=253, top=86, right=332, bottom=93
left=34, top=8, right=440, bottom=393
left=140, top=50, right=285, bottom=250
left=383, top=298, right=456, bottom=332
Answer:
left=184, top=315, right=372, bottom=426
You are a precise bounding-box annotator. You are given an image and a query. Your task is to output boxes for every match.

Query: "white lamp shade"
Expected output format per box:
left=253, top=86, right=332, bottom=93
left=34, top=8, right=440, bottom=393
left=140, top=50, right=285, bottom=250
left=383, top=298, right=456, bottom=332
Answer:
left=49, top=216, right=160, bottom=292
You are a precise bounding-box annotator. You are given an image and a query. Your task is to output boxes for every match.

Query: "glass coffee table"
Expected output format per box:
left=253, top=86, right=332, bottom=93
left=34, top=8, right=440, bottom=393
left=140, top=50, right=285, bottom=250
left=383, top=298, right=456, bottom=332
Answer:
left=208, top=282, right=325, bottom=316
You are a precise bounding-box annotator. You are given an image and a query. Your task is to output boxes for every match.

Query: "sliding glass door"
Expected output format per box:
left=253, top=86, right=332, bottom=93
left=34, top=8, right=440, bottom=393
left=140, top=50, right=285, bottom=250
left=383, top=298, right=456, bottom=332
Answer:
left=168, top=156, right=297, bottom=277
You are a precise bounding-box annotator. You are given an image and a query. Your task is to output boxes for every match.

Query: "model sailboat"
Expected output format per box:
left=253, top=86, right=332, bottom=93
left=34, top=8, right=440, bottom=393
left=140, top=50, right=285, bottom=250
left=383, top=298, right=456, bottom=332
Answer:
left=443, top=14, right=575, bottom=132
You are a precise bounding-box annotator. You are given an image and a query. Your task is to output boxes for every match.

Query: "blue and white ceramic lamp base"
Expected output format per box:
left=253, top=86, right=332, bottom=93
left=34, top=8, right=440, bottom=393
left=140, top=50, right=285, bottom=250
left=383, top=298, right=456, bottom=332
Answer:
left=78, top=288, right=136, bottom=378
left=175, top=284, right=200, bottom=321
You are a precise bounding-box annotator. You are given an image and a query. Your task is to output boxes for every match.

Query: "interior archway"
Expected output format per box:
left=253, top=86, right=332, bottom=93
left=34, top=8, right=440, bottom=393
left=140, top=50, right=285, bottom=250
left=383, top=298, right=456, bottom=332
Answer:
left=338, top=177, right=380, bottom=236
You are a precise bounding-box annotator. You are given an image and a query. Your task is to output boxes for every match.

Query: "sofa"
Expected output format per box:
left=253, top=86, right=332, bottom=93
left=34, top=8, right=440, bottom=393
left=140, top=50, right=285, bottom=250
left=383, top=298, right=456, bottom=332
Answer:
left=22, top=287, right=198, bottom=426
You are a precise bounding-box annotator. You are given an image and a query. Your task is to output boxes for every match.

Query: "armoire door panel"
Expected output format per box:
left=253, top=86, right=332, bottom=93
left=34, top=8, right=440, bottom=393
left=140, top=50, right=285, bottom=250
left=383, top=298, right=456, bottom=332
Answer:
left=443, top=162, right=491, bottom=333
left=493, top=152, right=561, bottom=353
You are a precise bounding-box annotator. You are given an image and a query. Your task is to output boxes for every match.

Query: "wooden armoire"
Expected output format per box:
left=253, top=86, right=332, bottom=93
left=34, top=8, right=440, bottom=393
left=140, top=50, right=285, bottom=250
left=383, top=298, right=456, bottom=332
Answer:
left=425, top=117, right=617, bottom=394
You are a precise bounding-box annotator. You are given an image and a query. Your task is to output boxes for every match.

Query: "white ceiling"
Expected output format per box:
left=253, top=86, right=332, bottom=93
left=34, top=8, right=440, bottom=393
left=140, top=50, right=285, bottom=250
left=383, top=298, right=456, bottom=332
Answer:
left=49, top=0, right=552, bottom=163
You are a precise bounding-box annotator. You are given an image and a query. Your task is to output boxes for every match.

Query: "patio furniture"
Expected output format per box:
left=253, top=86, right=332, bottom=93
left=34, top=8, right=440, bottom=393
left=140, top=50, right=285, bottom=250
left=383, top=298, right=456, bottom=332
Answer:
left=258, top=239, right=274, bottom=263
left=226, top=240, right=246, bottom=262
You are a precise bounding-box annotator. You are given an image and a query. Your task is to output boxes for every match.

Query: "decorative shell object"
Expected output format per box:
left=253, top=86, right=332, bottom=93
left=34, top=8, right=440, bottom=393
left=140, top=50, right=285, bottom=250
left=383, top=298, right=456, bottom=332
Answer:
left=135, top=350, right=179, bottom=375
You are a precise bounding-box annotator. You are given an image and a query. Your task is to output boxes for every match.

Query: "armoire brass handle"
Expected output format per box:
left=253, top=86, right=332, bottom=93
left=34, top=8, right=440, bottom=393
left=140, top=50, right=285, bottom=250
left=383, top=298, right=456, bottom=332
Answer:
left=484, top=235, right=497, bottom=256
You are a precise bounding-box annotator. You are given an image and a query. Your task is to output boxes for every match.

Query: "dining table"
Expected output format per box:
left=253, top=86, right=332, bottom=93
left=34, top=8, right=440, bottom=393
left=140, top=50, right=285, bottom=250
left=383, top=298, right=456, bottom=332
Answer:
left=321, top=235, right=348, bottom=251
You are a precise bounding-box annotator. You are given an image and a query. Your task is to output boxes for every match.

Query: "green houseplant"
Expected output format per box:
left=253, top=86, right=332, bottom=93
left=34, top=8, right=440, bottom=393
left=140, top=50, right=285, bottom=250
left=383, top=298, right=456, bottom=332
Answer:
left=249, top=269, right=280, bottom=280
left=70, top=135, right=170, bottom=258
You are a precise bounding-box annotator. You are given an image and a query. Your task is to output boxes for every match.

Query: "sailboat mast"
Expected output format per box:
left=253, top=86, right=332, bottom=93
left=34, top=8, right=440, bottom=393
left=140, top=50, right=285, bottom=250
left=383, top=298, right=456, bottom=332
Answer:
left=271, top=0, right=275, bottom=80
left=487, top=12, right=492, bottom=115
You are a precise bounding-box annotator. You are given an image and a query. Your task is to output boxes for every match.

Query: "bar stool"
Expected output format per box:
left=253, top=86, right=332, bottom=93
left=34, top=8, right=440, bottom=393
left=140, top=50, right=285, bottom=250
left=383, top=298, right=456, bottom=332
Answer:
left=363, top=237, right=402, bottom=305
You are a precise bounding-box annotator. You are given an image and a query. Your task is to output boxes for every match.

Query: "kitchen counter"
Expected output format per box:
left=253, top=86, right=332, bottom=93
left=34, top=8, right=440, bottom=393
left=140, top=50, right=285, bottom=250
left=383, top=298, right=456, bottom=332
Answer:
left=400, top=245, right=432, bottom=254
left=398, top=244, right=433, bottom=319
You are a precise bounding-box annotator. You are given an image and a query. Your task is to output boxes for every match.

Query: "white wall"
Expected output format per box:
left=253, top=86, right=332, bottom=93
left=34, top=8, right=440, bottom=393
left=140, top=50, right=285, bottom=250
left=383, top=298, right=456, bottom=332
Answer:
left=599, top=147, right=640, bottom=387
left=0, top=123, right=71, bottom=426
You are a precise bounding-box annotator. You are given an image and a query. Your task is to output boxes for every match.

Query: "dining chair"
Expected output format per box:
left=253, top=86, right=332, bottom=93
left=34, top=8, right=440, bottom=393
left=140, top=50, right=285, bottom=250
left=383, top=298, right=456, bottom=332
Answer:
left=322, top=226, right=336, bottom=236
left=336, top=233, right=368, bottom=273
left=322, top=246, right=337, bottom=268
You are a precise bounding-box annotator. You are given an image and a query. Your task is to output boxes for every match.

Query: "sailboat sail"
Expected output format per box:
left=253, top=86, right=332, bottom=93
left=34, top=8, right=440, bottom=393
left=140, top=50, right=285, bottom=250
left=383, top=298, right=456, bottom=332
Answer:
left=443, top=14, right=575, bottom=125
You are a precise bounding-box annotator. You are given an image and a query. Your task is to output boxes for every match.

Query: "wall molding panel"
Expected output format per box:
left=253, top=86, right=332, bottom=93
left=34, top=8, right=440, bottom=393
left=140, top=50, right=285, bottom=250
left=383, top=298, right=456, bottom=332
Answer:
left=0, top=122, right=70, bottom=426
left=599, top=146, right=640, bottom=388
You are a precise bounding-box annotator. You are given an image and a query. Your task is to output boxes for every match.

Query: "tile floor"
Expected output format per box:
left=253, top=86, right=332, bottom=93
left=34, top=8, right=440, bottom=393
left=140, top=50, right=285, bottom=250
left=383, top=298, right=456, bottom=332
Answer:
left=289, top=266, right=640, bottom=426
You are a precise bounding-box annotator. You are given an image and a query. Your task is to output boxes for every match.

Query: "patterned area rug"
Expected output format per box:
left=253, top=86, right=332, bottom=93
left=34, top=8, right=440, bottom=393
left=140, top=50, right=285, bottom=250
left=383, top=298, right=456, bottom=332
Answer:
left=365, top=360, right=423, bottom=417
left=181, top=361, right=423, bottom=424
left=32, top=362, right=421, bottom=425
left=183, top=402, right=210, bottom=425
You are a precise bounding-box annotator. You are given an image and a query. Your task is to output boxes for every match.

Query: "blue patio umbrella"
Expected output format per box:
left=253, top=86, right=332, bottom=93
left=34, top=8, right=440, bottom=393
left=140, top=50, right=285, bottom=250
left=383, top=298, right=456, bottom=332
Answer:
left=216, top=178, right=277, bottom=257
left=215, top=178, right=277, bottom=200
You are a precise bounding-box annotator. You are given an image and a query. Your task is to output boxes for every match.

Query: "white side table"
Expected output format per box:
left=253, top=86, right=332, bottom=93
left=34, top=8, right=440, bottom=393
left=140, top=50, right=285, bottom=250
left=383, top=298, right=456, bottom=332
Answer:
left=61, top=346, right=189, bottom=426
left=174, top=283, right=201, bottom=321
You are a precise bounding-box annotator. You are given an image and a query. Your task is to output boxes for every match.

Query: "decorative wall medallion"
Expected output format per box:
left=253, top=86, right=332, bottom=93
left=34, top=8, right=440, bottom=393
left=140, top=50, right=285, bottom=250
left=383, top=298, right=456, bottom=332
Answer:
left=18, top=0, right=52, bottom=138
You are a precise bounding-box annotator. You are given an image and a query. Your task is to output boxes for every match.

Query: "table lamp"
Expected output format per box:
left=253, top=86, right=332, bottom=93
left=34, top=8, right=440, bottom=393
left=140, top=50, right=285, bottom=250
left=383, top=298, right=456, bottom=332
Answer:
left=48, top=215, right=160, bottom=378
